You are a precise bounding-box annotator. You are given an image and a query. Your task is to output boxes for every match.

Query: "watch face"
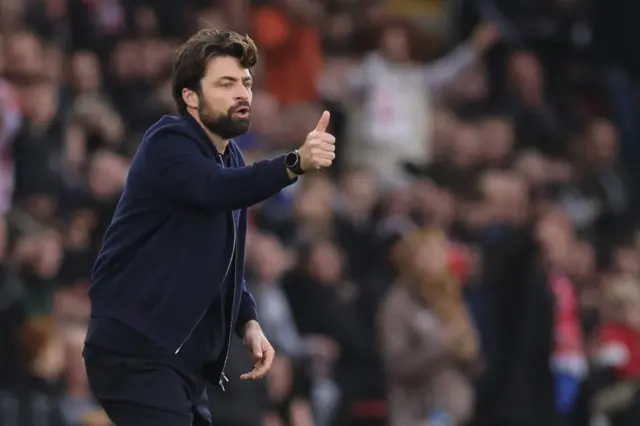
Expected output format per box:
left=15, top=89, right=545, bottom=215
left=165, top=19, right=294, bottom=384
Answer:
left=285, top=152, right=298, bottom=168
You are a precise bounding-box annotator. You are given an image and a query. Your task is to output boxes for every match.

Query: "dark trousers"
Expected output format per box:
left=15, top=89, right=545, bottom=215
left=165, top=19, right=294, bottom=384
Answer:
left=84, top=345, right=212, bottom=426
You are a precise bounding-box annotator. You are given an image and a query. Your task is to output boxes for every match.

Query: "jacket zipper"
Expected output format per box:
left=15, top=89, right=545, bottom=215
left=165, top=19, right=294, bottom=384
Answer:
left=217, top=152, right=238, bottom=391
left=218, top=221, right=236, bottom=391
left=174, top=153, right=236, bottom=358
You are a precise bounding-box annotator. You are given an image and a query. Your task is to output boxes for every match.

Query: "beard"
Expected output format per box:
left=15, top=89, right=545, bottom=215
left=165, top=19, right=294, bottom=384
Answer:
left=198, top=100, right=251, bottom=140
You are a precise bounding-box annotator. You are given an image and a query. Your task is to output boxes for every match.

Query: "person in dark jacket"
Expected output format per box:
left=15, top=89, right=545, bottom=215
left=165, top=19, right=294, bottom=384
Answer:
left=83, top=28, right=337, bottom=426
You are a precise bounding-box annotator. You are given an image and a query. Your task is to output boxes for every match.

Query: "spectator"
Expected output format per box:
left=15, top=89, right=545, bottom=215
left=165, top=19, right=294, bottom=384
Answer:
left=592, top=275, right=640, bottom=426
left=379, top=229, right=480, bottom=426
left=251, top=0, right=323, bottom=108
left=0, top=316, right=67, bottom=426
left=338, top=22, right=499, bottom=187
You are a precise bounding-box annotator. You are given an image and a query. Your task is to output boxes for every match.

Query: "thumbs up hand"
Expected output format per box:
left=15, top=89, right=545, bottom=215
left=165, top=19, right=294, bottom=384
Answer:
left=298, top=111, right=336, bottom=171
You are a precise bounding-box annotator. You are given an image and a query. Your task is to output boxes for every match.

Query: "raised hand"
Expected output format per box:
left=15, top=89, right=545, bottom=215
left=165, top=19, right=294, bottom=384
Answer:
left=298, top=111, right=336, bottom=171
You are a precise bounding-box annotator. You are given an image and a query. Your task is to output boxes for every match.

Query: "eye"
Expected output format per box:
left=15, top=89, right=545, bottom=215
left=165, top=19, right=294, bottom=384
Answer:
left=221, top=83, right=233, bottom=89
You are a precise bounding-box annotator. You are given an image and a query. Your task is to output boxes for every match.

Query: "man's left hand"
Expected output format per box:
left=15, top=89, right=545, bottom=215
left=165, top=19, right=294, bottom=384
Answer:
left=240, top=320, right=275, bottom=380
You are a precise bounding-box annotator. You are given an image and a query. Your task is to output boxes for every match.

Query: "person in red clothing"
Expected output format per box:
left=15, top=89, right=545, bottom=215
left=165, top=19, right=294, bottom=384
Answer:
left=251, top=1, right=322, bottom=108
left=595, top=276, right=640, bottom=380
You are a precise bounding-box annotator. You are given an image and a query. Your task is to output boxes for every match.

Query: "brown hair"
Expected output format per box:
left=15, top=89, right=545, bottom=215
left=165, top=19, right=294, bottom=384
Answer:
left=391, top=229, right=448, bottom=280
left=18, top=316, right=57, bottom=364
left=172, top=29, right=259, bottom=115
left=393, top=230, right=479, bottom=362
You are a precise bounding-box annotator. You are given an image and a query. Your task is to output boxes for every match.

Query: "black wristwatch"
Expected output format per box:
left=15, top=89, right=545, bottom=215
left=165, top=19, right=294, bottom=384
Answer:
left=284, top=149, right=304, bottom=175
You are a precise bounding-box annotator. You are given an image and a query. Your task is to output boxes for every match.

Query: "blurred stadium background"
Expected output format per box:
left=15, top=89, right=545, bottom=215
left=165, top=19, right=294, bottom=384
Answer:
left=1, top=0, right=640, bottom=425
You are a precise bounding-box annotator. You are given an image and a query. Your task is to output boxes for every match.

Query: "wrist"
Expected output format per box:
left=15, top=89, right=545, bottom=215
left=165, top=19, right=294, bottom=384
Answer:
left=286, top=169, right=298, bottom=180
left=284, top=149, right=305, bottom=176
left=242, top=319, right=261, bottom=336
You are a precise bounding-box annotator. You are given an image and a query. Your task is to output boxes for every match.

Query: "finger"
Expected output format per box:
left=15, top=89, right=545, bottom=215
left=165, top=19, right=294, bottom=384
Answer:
left=309, top=155, right=333, bottom=169
left=316, top=158, right=333, bottom=168
left=315, top=151, right=336, bottom=161
left=318, top=133, right=336, bottom=144
left=306, top=130, right=333, bottom=142
left=260, top=347, right=275, bottom=376
left=249, top=348, right=274, bottom=379
left=314, top=110, right=331, bottom=132
left=240, top=359, right=263, bottom=380
left=241, top=362, right=268, bottom=380
left=253, top=346, right=263, bottom=360
left=308, top=154, right=333, bottom=168
left=311, top=132, right=335, bottom=144
left=310, top=143, right=335, bottom=156
left=240, top=368, right=259, bottom=380
left=320, top=141, right=336, bottom=152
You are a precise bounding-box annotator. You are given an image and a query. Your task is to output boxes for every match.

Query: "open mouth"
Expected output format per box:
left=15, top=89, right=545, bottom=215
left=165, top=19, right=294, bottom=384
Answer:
left=234, top=106, right=250, bottom=116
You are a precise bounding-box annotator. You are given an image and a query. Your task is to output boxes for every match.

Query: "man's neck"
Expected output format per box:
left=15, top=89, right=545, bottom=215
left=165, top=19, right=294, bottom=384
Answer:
left=208, top=130, right=230, bottom=155
left=188, top=110, right=230, bottom=154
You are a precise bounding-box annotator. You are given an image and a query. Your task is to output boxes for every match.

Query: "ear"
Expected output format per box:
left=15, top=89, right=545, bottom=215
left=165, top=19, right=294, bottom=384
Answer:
left=182, top=88, right=199, bottom=110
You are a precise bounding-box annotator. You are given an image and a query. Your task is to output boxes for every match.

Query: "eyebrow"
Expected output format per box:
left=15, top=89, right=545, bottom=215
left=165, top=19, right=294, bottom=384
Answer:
left=217, top=76, right=253, bottom=84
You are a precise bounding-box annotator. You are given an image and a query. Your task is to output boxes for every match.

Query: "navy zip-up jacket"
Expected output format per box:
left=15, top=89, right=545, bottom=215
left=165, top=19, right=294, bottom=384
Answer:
left=89, top=113, right=295, bottom=357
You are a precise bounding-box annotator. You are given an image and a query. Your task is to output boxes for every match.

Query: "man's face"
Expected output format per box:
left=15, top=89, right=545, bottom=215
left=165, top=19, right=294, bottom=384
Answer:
left=196, top=55, right=253, bottom=140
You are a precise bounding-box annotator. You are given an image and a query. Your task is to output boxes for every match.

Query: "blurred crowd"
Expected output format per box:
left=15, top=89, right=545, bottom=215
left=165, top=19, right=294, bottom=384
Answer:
left=1, top=0, right=640, bottom=426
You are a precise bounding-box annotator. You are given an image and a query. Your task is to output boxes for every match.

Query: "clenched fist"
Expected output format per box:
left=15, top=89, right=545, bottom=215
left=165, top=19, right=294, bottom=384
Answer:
left=298, top=111, right=336, bottom=171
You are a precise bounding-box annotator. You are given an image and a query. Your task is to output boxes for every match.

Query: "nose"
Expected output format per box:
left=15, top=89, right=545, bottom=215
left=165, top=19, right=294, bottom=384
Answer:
left=234, top=85, right=250, bottom=101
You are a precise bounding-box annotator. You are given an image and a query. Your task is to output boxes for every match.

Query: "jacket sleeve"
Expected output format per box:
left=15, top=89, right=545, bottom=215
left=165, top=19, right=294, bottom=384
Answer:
left=235, top=279, right=259, bottom=337
left=142, top=128, right=296, bottom=211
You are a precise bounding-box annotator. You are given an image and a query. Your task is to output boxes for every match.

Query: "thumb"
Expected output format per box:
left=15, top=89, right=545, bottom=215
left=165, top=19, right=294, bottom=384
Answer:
left=314, top=110, right=331, bottom=132
left=254, top=347, right=263, bottom=358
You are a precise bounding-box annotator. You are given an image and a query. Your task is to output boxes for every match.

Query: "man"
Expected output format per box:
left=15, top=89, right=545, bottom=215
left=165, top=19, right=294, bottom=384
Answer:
left=83, top=28, right=336, bottom=425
